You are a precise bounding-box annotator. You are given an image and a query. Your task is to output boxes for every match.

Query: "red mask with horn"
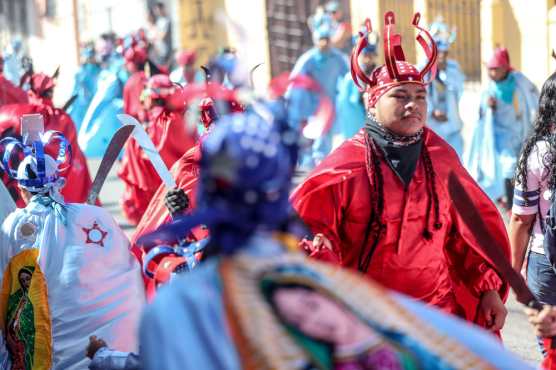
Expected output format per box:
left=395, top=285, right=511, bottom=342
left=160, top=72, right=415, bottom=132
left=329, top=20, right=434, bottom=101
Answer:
left=28, top=72, right=56, bottom=106
left=351, top=11, right=438, bottom=108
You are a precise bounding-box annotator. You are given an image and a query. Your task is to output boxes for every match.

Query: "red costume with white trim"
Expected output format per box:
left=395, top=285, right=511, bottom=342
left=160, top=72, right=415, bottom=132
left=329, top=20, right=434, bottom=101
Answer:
left=0, top=73, right=93, bottom=206
left=291, top=12, right=510, bottom=327
left=118, top=74, right=196, bottom=225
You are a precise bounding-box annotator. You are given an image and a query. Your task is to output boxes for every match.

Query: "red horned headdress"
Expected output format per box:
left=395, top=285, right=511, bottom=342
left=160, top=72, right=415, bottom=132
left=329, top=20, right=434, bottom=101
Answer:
left=351, top=11, right=438, bottom=107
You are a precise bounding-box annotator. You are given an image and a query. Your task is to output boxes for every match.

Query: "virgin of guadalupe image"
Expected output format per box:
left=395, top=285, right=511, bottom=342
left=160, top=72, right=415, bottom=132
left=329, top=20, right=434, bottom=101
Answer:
left=261, top=276, right=445, bottom=370
left=6, top=266, right=35, bottom=370
left=264, top=281, right=413, bottom=369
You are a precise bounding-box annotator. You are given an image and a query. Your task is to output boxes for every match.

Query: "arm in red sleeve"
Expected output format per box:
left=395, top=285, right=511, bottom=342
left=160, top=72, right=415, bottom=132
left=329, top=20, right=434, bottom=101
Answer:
left=291, top=178, right=346, bottom=263
left=444, top=170, right=510, bottom=300
left=445, top=231, right=503, bottom=298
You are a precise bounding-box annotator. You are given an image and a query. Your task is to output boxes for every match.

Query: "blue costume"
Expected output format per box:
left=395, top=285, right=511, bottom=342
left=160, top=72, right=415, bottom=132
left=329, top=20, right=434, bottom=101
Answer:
left=2, top=39, right=24, bottom=86
left=465, top=69, right=539, bottom=201
left=67, top=47, right=101, bottom=132
left=77, top=54, right=128, bottom=158
left=424, top=20, right=465, bottom=157
left=287, top=25, right=348, bottom=168
left=335, top=32, right=378, bottom=141
left=426, top=61, right=465, bottom=156
left=335, top=73, right=365, bottom=141
left=134, top=97, right=531, bottom=370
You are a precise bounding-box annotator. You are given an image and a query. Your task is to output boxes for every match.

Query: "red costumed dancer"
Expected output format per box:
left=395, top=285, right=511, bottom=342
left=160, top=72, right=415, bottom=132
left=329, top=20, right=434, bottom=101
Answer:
left=130, top=98, right=216, bottom=298
left=291, top=12, right=510, bottom=331
left=119, top=74, right=197, bottom=225
left=123, top=43, right=149, bottom=120
left=0, top=72, right=93, bottom=206
left=0, top=55, right=27, bottom=106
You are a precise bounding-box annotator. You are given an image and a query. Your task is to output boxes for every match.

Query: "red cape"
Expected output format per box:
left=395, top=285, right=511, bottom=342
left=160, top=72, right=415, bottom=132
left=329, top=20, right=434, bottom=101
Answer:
left=118, top=107, right=197, bottom=225
left=123, top=71, right=147, bottom=119
left=130, top=144, right=208, bottom=299
left=291, top=129, right=510, bottom=328
left=0, top=103, right=93, bottom=205
left=0, top=76, right=27, bottom=106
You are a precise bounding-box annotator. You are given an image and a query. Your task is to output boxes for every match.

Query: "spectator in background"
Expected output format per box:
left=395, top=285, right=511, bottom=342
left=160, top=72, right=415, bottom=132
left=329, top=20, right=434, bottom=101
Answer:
left=0, top=54, right=28, bottom=106
left=325, top=1, right=352, bottom=54
left=465, top=47, right=539, bottom=212
left=335, top=25, right=378, bottom=143
left=424, top=18, right=465, bottom=158
left=67, top=44, right=101, bottom=132
left=170, top=50, right=202, bottom=86
left=288, top=18, right=348, bottom=169
left=152, top=2, right=172, bottom=66
left=510, top=72, right=556, bottom=357
left=2, top=38, right=24, bottom=86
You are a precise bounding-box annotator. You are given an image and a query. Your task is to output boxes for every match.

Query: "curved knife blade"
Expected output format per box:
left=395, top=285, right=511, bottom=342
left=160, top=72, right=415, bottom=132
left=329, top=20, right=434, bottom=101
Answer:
left=116, top=114, right=176, bottom=189
left=448, top=172, right=541, bottom=310
left=86, top=124, right=134, bottom=204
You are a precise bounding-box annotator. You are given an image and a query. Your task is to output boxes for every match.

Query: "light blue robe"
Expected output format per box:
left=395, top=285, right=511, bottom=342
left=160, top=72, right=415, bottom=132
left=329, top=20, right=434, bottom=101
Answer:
left=465, top=71, right=539, bottom=201
left=77, top=56, right=128, bottom=158
left=67, top=63, right=101, bottom=132
left=139, top=234, right=533, bottom=370
left=2, top=52, right=22, bottom=86
left=287, top=47, right=348, bottom=168
left=426, top=60, right=465, bottom=157
left=169, top=68, right=204, bottom=86
left=335, top=72, right=366, bottom=141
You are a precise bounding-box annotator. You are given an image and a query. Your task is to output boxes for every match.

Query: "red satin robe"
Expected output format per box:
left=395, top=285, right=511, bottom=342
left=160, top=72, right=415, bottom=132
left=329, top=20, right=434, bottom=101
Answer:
left=0, top=103, right=93, bottom=206
left=291, top=129, right=510, bottom=327
left=0, top=76, right=27, bottom=106
left=123, top=71, right=147, bottom=119
left=130, top=144, right=208, bottom=298
left=543, top=339, right=556, bottom=370
left=118, top=107, right=196, bottom=225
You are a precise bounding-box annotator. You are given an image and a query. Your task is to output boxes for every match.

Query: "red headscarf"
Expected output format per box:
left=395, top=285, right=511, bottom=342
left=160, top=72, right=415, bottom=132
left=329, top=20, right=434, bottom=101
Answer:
left=145, top=74, right=175, bottom=99
left=486, top=47, right=512, bottom=70
left=28, top=73, right=56, bottom=106
left=351, top=12, right=438, bottom=107
left=124, top=46, right=148, bottom=66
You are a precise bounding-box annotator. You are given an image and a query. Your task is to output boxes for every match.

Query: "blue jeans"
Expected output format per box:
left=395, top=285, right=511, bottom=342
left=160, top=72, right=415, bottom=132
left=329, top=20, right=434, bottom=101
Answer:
left=527, top=251, right=556, bottom=305
left=527, top=251, right=556, bottom=356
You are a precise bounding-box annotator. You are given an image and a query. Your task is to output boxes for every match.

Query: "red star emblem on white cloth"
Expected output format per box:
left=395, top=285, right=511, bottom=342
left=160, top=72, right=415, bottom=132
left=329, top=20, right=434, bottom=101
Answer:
left=82, top=221, right=108, bottom=247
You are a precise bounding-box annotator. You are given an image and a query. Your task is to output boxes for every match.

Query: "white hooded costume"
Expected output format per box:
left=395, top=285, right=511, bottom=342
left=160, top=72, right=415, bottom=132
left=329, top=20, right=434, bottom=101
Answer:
left=0, top=129, right=144, bottom=370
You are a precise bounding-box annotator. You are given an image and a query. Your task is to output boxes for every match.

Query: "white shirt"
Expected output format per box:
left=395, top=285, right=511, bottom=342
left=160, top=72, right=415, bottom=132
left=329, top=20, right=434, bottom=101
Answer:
left=512, top=140, right=553, bottom=254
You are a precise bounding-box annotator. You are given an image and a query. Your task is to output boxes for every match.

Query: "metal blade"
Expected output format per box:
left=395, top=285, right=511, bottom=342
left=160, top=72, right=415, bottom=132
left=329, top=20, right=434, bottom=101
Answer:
left=116, top=114, right=177, bottom=189
left=448, top=172, right=541, bottom=309
left=86, top=124, right=134, bottom=204
left=62, top=94, right=78, bottom=112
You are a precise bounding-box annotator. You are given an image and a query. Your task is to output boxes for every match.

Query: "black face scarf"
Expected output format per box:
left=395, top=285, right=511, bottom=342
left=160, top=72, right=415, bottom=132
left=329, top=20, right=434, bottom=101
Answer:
left=365, top=116, right=423, bottom=187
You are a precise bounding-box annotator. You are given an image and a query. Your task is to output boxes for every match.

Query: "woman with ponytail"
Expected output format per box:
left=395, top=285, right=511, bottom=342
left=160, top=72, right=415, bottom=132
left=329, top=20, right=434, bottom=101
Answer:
left=510, top=72, right=556, bottom=352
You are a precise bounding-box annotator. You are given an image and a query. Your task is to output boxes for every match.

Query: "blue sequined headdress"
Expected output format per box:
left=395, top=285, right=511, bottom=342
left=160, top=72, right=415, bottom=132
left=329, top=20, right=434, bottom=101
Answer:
left=0, top=114, right=72, bottom=196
